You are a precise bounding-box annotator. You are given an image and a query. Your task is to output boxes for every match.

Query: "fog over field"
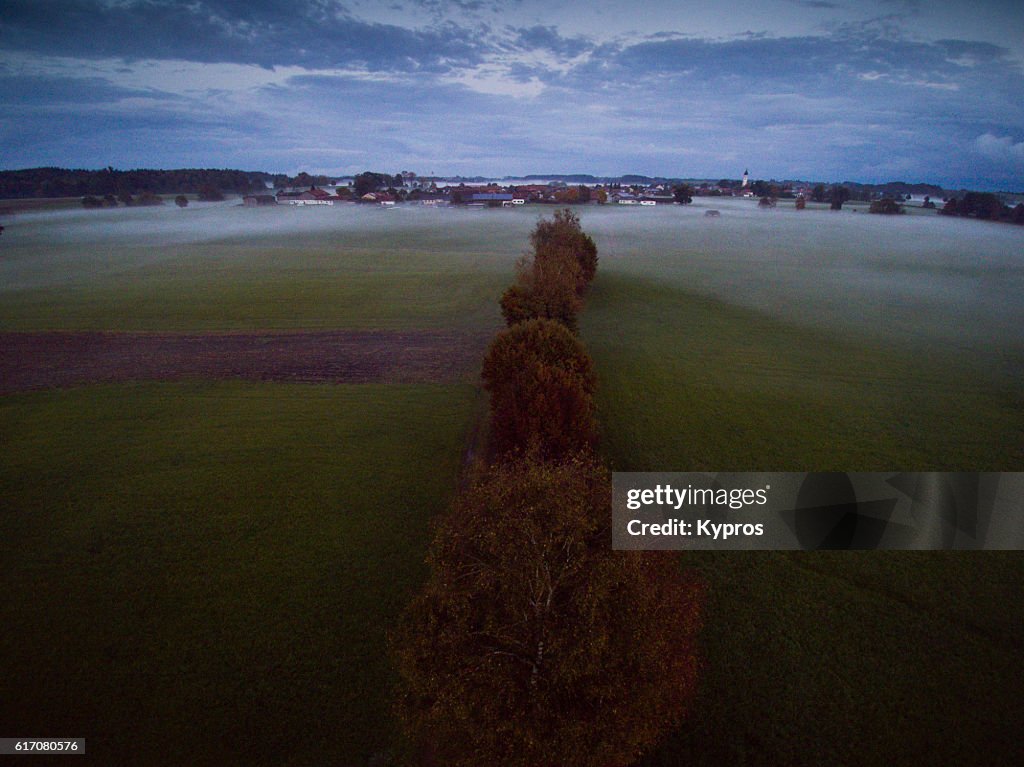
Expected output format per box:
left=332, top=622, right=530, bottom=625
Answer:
left=3, top=198, right=1022, bottom=358
left=2, top=196, right=1022, bottom=763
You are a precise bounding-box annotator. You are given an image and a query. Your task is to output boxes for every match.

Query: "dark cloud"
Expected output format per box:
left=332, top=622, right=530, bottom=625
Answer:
left=0, top=0, right=489, bottom=72
left=0, top=74, right=172, bottom=105
left=508, top=25, right=591, bottom=57
left=934, top=39, right=1010, bottom=61
left=568, top=29, right=1021, bottom=99
left=1, top=1, right=1022, bottom=187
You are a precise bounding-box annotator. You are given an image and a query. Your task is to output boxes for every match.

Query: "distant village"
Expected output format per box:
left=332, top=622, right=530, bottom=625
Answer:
left=234, top=169, right=1024, bottom=223
left=3, top=165, right=1019, bottom=223
left=248, top=170, right=837, bottom=208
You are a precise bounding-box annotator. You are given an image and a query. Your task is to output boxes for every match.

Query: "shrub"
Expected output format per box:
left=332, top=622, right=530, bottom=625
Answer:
left=81, top=195, right=103, bottom=208
left=869, top=198, right=904, bottom=214
left=174, top=195, right=189, bottom=208
left=482, top=319, right=598, bottom=459
left=393, top=453, right=703, bottom=767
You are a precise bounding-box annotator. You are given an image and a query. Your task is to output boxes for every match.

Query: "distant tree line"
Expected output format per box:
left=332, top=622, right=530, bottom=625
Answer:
left=939, top=192, right=1024, bottom=224
left=393, top=210, right=703, bottom=765
left=0, top=167, right=333, bottom=199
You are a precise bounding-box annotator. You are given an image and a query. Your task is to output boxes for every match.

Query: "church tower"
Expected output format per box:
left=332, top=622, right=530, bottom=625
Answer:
left=742, top=169, right=749, bottom=188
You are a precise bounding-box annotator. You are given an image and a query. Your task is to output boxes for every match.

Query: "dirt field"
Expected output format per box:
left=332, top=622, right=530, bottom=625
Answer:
left=0, top=330, right=491, bottom=393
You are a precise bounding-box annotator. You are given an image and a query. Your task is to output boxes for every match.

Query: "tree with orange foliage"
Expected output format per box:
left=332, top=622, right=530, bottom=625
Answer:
left=482, top=319, right=598, bottom=459
left=393, top=453, right=703, bottom=767
left=501, top=244, right=582, bottom=331
left=499, top=209, right=599, bottom=331
left=531, top=207, right=598, bottom=293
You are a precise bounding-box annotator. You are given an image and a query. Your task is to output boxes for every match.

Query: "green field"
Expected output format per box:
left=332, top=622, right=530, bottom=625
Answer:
left=0, top=204, right=527, bottom=331
left=579, top=240, right=1023, bottom=764
left=0, top=382, right=477, bottom=765
left=645, top=550, right=1024, bottom=766
left=1, top=201, right=1022, bottom=765
left=582, top=273, right=1023, bottom=470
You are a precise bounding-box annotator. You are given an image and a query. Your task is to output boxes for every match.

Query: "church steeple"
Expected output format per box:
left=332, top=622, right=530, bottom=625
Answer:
left=742, top=169, right=749, bottom=187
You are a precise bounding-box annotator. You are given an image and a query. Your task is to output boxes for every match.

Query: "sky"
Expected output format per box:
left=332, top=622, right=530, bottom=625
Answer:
left=1, top=0, right=1023, bottom=189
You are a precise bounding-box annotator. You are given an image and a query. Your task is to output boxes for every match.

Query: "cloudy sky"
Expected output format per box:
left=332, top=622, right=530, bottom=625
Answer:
left=2, top=0, right=1023, bottom=188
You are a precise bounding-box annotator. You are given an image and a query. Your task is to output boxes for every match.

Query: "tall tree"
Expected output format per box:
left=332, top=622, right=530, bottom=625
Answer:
left=829, top=185, right=850, bottom=210
left=531, top=208, right=598, bottom=294
left=393, top=453, right=703, bottom=767
left=673, top=184, right=693, bottom=204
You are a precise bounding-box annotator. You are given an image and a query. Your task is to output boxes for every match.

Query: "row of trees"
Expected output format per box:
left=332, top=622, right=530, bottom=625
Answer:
left=940, top=192, right=1024, bottom=224
left=1, top=167, right=272, bottom=199
left=81, top=190, right=217, bottom=208
left=393, top=211, right=703, bottom=766
left=499, top=209, right=598, bottom=334
left=81, top=191, right=183, bottom=208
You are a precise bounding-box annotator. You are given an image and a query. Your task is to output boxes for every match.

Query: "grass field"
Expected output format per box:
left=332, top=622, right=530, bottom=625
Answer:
left=2, top=200, right=1022, bottom=765
left=644, top=550, right=1024, bottom=767
left=578, top=233, right=1023, bottom=764
left=581, top=273, right=1024, bottom=470
left=0, top=203, right=527, bottom=331
left=0, top=382, right=478, bottom=765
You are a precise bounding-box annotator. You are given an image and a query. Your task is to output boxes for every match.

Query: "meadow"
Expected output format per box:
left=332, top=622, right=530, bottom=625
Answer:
left=1, top=197, right=1022, bottom=764
left=0, top=382, right=478, bottom=764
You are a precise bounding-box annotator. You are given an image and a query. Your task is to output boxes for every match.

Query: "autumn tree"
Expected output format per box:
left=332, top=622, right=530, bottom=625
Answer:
left=531, top=207, right=598, bottom=294
left=482, top=319, right=598, bottom=459
left=795, top=195, right=806, bottom=210
left=499, top=283, right=545, bottom=327
left=499, top=209, right=599, bottom=331
left=393, top=453, right=703, bottom=767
